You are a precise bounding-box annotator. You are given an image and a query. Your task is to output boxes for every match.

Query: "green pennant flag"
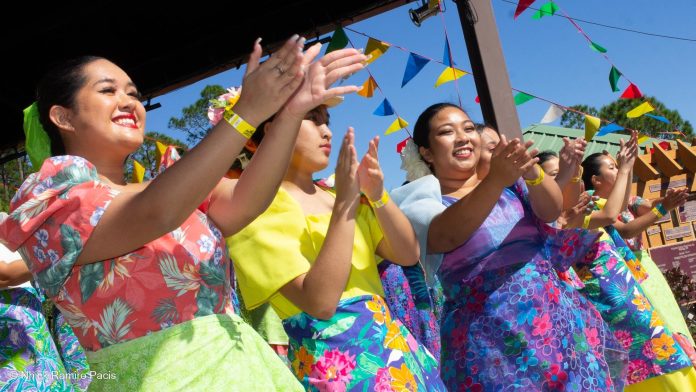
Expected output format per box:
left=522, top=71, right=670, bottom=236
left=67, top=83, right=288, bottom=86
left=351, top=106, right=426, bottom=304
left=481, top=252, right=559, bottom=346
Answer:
left=609, top=66, right=622, bottom=92
left=513, top=92, right=535, bottom=106
left=589, top=41, right=607, bottom=53
left=532, top=1, right=558, bottom=19
left=325, top=26, right=348, bottom=54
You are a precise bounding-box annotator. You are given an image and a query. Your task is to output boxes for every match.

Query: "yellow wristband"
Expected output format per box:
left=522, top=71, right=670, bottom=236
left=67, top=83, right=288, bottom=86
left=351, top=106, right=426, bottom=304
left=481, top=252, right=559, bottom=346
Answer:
left=223, top=108, right=256, bottom=139
left=651, top=207, right=664, bottom=219
left=525, top=164, right=545, bottom=187
left=369, top=190, right=390, bottom=209
left=570, top=166, right=584, bottom=183
left=582, top=215, right=592, bottom=229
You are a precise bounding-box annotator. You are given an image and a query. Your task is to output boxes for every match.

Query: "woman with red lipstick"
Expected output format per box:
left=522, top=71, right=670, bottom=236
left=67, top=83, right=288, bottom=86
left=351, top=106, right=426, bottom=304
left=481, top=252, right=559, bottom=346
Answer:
left=228, top=104, right=445, bottom=390
left=0, top=36, right=367, bottom=390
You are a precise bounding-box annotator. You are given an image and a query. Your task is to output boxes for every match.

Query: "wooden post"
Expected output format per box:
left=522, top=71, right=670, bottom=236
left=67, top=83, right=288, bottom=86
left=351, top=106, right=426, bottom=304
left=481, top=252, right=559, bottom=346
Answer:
left=454, top=0, right=522, bottom=139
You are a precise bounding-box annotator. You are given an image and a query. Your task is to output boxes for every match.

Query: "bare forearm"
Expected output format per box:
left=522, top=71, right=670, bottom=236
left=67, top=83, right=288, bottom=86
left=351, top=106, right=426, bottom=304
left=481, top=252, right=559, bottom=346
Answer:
left=528, top=174, right=563, bottom=223
left=428, top=178, right=504, bottom=253
left=615, top=212, right=658, bottom=239
left=561, top=182, right=583, bottom=211
left=602, top=169, right=631, bottom=219
left=374, top=201, right=419, bottom=266
left=0, top=261, right=32, bottom=288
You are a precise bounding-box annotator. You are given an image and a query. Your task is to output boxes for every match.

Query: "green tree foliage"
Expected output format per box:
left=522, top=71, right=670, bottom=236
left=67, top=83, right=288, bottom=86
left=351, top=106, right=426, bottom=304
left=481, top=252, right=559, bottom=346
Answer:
left=0, top=154, right=34, bottom=212
left=560, top=105, right=598, bottom=130
left=559, top=97, right=693, bottom=139
left=124, top=132, right=188, bottom=182
left=168, top=85, right=226, bottom=145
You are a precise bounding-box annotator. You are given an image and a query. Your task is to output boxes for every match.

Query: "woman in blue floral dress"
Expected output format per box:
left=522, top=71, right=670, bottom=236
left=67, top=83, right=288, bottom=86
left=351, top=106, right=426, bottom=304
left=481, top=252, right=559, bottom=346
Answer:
left=393, top=103, right=620, bottom=391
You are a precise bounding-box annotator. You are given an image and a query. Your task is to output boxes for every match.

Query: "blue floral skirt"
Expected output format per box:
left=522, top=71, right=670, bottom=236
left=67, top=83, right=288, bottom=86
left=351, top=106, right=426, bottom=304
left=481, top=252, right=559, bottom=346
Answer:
left=283, top=294, right=445, bottom=391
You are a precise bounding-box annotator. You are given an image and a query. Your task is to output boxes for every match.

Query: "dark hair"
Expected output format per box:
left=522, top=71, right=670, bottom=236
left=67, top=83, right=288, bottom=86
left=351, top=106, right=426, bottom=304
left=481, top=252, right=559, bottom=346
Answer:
left=412, top=102, right=462, bottom=149
left=474, top=123, right=497, bottom=134
left=581, top=151, right=610, bottom=190
left=36, top=56, right=106, bottom=156
left=536, top=150, right=558, bottom=165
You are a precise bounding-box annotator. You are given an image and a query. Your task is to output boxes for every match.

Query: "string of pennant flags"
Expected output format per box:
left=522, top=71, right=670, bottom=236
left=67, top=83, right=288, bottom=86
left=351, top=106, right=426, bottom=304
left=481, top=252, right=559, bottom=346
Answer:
left=326, top=25, right=675, bottom=152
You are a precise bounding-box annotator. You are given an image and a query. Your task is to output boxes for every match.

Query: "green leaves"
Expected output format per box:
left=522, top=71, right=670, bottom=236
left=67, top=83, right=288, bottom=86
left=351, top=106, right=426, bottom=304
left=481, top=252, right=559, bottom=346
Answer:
left=313, top=313, right=358, bottom=339
left=79, top=262, right=104, bottom=303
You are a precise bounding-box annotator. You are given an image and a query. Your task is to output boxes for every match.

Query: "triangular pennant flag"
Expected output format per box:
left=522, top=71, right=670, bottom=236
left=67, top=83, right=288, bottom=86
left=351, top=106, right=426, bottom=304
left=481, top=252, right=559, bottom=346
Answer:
left=532, top=1, right=558, bottom=19
left=435, top=68, right=467, bottom=87
left=626, top=102, right=655, bottom=118
left=155, top=140, right=167, bottom=172
left=357, top=76, right=376, bottom=98
left=373, top=99, right=394, bottom=116
left=596, top=123, right=625, bottom=136
left=396, top=137, right=410, bottom=153
left=620, top=83, right=642, bottom=99
left=132, top=160, right=145, bottom=183
left=589, top=41, right=607, bottom=53
left=540, top=104, right=565, bottom=124
left=514, top=0, right=536, bottom=19
left=637, top=134, right=650, bottom=145
left=402, top=53, right=430, bottom=87
left=325, top=26, right=348, bottom=54
left=585, top=115, right=601, bottom=141
left=385, top=117, right=409, bottom=135
left=609, top=66, right=622, bottom=92
left=443, top=41, right=453, bottom=67
left=645, top=114, right=670, bottom=124
left=365, top=38, right=389, bottom=64
left=474, top=96, right=480, bottom=104
left=513, top=92, right=535, bottom=106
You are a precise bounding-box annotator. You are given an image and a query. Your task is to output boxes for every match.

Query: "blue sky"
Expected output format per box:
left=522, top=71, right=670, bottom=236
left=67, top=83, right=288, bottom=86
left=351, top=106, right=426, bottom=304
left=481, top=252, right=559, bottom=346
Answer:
left=145, top=0, right=696, bottom=190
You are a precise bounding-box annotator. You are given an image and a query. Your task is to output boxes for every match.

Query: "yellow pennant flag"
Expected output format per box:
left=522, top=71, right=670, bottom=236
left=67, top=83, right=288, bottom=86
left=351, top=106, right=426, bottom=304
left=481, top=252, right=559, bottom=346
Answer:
left=132, top=160, right=146, bottom=183
left=357, top=76, right=376, bottom=98
left=637, top=133, right=650, bottom=145
left=385, top=117, right=409, bottom=135
left=435, top=67, right=468, bottom=88
left=585, top=115, right=601, bottom=141
left=626, top=102, right=655, bottom=118
left=155, top=141, right=167, bottom=172
left=365, top=38, right=390, bottom=64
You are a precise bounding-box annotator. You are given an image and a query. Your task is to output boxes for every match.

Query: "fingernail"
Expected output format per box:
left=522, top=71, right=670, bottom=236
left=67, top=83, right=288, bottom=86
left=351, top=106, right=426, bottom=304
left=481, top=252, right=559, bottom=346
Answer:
left=290, top=34, right=299, bottom=41
left=357, top=48, right=364, bottom=53
left=298, top=37, right=306, bottom=47
left=255, top=37, right=262, bottom=45
left=356, top=85, right=364, bottom=91
left=363, top=54, right=373, bottom=64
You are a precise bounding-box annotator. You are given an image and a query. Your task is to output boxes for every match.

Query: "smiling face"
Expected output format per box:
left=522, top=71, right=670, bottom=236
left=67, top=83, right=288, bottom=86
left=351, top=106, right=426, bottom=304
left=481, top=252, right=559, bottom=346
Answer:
left=419, top=106, right=480, bottom=179
left=289, top=105, right=333, bottom=174
left=57, top=59, right=145, bottom=160
left=592, top=155, right=618, bottom=196
left=477, top=127, right=500, bottom=179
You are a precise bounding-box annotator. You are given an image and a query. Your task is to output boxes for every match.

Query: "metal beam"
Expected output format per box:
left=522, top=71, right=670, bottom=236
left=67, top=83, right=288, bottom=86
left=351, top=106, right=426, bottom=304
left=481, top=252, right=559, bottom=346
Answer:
left=454, top=0, right=522, bottom=139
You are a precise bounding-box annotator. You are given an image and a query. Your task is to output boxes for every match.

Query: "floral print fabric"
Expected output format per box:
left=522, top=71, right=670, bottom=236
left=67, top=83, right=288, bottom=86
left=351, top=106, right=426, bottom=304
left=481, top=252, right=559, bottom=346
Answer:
left=0, top=156, right=233, bottom=351
left=437, top=182, right=619, bottom=391
left=284, top=295, right=445, bottom=391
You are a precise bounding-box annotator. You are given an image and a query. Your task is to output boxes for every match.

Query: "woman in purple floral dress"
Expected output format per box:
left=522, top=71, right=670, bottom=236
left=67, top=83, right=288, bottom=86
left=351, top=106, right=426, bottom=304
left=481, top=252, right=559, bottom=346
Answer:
left=393, top=103, right=620, bottom=391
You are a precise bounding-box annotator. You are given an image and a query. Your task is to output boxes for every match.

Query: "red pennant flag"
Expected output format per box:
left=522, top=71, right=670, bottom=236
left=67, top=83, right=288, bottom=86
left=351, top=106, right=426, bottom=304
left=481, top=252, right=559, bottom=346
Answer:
left=397, top=137, right=411, bottom=153
left=620, top=83, right=642, bottom=99
left=514, top=0, right=536, bottom=19
left=474, top=95, right=480, bottom=104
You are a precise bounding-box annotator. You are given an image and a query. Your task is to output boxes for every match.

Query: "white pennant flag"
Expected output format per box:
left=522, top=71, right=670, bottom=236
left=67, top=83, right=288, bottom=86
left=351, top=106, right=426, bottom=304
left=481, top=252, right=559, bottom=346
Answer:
left=540, top=104, right=565, bottom=124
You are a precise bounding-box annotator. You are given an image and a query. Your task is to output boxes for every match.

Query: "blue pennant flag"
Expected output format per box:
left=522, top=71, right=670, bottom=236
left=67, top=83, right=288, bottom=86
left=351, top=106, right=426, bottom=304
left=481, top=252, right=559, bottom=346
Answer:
left=596, top=123, right=625, bottom=137
left=373, top=99, right=394, bottom=116
left=402, top=53, right=430, bottom=87
left=645, top=114, right=671, bottom=124
left=443, top=40, right=454, bottom=67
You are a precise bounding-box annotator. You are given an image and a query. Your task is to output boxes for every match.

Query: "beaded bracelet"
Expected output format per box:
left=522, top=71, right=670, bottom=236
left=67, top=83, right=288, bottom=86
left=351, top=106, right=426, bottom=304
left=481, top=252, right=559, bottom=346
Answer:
left=651, top=203, right=667, bottom=218
left=570, top=166, right=584, bottom=183
left=369, top=190, right=390, bottom=209
left=223, top=108, right=256, bottom=139
left=525, top=164, right=545, bottom=187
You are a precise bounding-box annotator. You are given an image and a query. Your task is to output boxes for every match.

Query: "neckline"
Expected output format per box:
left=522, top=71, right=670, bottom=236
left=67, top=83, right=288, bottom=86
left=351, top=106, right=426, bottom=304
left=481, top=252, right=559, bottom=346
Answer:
left=278, top=185, right=334, bottom=218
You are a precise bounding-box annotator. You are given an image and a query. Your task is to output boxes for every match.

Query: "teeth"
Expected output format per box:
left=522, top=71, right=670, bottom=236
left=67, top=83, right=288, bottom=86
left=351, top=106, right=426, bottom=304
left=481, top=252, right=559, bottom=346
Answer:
left=114, top=118, right=135, bottom=126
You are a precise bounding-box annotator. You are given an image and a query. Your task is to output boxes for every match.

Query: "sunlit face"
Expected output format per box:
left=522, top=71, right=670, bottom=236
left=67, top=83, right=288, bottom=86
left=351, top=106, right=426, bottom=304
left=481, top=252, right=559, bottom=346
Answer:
left=540, top=156, right=559, bottom=179
left=64, top=59, right=145, bottom=157
left=289, top=106, right=332, bottom=173
left=592, top=155, right=618, bottom=194
left=419, top=107, right=480, bottom=179
left=477, top=127, right=499, bottom=179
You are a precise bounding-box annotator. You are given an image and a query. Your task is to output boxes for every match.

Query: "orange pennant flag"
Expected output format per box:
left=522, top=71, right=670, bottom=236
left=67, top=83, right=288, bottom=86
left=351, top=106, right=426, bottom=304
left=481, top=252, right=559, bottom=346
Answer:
left=385, top=117, right=409, bottom=135
left=435, top=68, right=467, bottom=87
left=357, top=76, right=376, bottom=98
left=132, top=160, right=146, bottom=183
left=365, top=38, right=390, bottom=64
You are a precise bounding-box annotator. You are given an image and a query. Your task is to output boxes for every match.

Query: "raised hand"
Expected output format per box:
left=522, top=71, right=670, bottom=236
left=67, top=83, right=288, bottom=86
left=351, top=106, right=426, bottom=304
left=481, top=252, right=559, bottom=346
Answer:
left=489, top=136, right=539, bottom=188
left=233, top=35, right=306, bottom=126
left=357, top=136, right=384, bottom=202
left=617, top=130, right=639, bottom=172
left=284, top=46, right=367, bottom=117
left=334, top=128, right=360, bottom=211
left=661, top=188, right=689, bottom=211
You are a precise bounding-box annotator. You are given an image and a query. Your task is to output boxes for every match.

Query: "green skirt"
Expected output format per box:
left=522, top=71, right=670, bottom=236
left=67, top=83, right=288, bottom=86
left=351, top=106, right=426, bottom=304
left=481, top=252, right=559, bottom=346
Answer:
left=85, top=313, right=302, bottom=391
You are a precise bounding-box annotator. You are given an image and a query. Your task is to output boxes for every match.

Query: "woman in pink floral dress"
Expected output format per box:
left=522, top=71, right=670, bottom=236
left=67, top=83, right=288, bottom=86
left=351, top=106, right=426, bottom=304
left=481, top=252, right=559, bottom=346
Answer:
left=0, top=37, right=367, bottom=390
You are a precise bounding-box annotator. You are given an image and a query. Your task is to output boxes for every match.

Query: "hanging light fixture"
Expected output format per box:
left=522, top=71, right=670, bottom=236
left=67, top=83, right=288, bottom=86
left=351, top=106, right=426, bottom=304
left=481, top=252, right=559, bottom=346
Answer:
left=409, top=0, right=441, bottom=27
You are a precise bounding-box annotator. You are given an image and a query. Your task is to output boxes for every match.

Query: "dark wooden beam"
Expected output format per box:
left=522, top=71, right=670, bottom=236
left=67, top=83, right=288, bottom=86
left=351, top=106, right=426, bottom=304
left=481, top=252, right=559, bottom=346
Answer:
left=454, top=0, right=521, bottom=139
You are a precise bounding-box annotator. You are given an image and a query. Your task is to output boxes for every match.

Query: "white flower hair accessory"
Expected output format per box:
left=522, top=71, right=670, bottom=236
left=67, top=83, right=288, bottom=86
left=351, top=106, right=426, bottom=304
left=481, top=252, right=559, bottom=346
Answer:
left=207, top=87, right=242, bottom=126
left=400, top=138, right=432, bottom=181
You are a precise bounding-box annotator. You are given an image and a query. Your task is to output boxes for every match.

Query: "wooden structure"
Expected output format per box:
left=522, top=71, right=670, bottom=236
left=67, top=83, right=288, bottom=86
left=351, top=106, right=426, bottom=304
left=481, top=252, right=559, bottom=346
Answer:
left=635, top=140, right=696, bottom=285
